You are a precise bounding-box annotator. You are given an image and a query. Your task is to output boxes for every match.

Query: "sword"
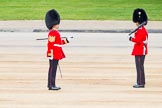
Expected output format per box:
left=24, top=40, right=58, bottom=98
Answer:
left=128, top=21, right=147, bottom=36
left=36, top=36, right=73, bottom=40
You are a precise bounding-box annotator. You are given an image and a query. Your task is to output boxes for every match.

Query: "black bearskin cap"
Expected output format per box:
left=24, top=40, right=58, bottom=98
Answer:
left=133, top=8, right=148, bottom=25
left=45, top=9, right=60, bottom=29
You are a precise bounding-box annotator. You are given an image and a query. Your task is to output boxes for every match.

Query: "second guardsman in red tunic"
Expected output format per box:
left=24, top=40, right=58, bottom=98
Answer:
left=129, top=8, right=148, bottom=88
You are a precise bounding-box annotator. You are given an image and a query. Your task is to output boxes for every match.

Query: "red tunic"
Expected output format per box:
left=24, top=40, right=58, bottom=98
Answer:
left=47, top=29, right=67, bottom=60
left=131, top=26, right=148, bottom=55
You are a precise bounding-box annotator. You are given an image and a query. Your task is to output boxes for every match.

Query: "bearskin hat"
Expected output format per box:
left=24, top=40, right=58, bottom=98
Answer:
left=133, top=8, right=148, bottom=25
left=45, top=9, right=60, bottom=30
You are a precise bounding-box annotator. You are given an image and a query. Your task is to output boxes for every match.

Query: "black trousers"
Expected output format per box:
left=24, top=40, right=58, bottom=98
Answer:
left=48, top=59, right=59, bottom=88
left=135, top=55, right=145, bottom=85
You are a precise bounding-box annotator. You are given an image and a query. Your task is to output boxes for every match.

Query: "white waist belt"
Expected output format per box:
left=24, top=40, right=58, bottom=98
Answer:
left=54, top=44, right=63, bottom=47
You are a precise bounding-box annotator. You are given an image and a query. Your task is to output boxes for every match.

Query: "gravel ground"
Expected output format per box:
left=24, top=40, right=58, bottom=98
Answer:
left=0, top=32, right=162, bottom=108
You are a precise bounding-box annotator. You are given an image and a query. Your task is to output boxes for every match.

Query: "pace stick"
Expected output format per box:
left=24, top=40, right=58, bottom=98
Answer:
left=58, top=63, right=62, bottom=78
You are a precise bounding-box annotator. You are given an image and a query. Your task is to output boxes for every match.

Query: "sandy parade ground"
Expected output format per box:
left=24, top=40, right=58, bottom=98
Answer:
left=0, top=32, right=162, bottom=108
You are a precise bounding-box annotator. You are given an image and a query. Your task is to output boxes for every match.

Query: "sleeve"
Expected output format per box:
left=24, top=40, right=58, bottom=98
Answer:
left=61, top=38, right=69, bottom=44
left=47, top=31, right=56, bottom=57
left=131, top=29, right=145, bottom=44
left=56, top=31, right=69, bottom=44
left=48, top=31, right=56, bottom=43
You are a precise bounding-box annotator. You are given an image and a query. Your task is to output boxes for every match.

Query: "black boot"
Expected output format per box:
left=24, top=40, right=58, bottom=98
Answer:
left=49, top=86, right=61, bottom=90
left=133, top=84, right=145, bottom=88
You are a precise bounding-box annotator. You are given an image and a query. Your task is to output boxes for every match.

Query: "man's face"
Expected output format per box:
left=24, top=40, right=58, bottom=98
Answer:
left=135, top=22, right=139, bottom=26
left=55, top=24, right=59, bottom=29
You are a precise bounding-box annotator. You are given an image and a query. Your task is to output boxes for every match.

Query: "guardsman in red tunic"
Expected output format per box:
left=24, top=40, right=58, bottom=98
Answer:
left=45, top=9, right=69, bottom=90
left=129, top=8, right=148, bottom=88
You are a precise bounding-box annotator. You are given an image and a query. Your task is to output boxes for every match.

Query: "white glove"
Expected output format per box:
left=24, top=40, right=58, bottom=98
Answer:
left=48, top=50, right=53, bottom=60
left=48, top=56, right=53, bottom=60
